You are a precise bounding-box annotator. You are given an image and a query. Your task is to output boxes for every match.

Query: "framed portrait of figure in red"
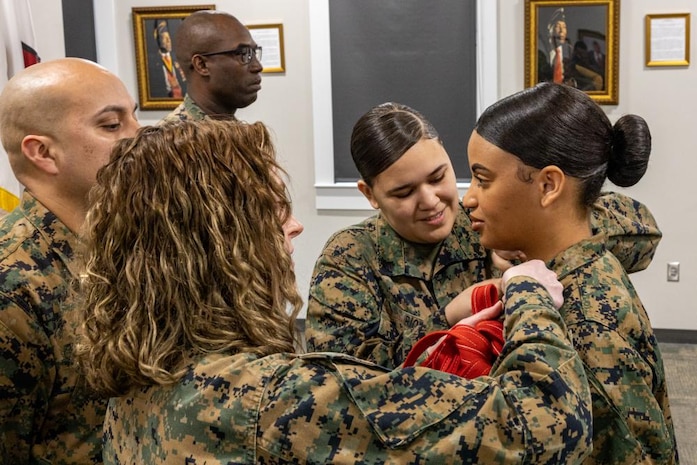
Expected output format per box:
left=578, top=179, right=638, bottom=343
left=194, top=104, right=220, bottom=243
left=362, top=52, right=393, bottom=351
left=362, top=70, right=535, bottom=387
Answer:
left=132, top=5, right=215, bottom=110
left=525, top=0, right=619, bottom=105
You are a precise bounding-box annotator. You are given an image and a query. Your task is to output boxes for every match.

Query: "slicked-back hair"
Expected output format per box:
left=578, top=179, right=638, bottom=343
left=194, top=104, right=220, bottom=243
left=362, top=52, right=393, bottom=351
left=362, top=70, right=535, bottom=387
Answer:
left=77, top=119, right=302, bottom=396
left=475, top=82, right=651, bottom=206
left=350, top=102, right=440, bottom=186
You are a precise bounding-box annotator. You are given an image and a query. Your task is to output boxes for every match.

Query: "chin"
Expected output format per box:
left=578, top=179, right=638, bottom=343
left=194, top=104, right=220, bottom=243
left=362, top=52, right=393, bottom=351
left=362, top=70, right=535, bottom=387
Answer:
left=478, top=235, right=499, bottom=250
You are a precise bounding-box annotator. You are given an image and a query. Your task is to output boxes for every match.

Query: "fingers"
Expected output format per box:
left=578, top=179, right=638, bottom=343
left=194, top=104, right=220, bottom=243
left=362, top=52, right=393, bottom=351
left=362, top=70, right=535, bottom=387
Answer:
left=492, top=250, right=527, bottom=270
left=445, top=278, right=504, bottom=326
left=491, top=251, right=514, bottom=272
left=455, top=300, right=503, bottom=328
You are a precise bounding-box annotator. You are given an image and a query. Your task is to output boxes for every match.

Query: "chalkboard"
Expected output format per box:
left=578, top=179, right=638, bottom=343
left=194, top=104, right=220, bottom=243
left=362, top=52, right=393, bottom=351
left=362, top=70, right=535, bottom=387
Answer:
left=329, top=0, right=477, bottom=182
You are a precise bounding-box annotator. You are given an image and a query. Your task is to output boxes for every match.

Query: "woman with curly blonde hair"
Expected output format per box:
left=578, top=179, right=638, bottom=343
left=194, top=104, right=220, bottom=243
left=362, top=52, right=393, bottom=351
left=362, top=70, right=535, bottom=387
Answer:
left=77, top=120, right=302, bottom=395
left=78, top=119, right=594, bottom=464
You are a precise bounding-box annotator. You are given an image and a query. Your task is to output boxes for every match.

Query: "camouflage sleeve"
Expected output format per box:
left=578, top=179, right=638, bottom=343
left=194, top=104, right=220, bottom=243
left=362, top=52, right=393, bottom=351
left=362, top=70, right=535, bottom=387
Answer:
left=590, top=192, right=662, bottom=273
left=257, top=275, right=592, bottom=464
left=0, top=295, right=52, bottom=464
left=563, top=256, right=678, bottom=464
left=306, top=233, right=399, bottom=368
left=578, top=324, right=678, bottom=464
left=306, top=231, right=442, bottom=369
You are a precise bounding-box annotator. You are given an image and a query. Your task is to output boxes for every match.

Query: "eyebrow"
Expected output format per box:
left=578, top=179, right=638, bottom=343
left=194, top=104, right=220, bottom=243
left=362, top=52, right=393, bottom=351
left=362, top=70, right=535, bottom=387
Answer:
left=94, top=103, right=138, bottom=117
left=385, top=163, right=448, bottom=195
left=470, top=163, right=490, bottom=174
left=231, top=42, right=258, bottom=49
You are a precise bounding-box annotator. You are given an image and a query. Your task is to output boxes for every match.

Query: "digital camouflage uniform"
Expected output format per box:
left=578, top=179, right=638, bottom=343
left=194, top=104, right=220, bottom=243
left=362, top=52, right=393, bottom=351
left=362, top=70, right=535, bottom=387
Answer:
left=103, top=276, right=593, bottom=464
left=0, top=192, right=106, bottom=464
left=307, top=203, right=490, bottom=368
left=161, top=93, right=209, bottom=123
left=306, top=192, right=662, bottom=370
left=550, top=234, right=678, bottom=464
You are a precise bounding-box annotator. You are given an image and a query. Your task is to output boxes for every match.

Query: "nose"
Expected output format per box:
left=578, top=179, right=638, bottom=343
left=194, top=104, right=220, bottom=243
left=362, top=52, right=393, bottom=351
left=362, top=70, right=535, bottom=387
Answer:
left=249, top=56, right=263, bottom=73
left=125, top=114, right=141, bottom=137
left=462, top=184, right=477, bottom=209
left=417, top=185, right=440, bottom=210
left=285, top=215, right=304, bottom=240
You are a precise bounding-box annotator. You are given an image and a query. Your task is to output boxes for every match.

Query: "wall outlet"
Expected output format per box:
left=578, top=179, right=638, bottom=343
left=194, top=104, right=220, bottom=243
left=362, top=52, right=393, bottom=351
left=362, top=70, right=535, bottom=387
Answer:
left=667, top=262, right=680, bottom=282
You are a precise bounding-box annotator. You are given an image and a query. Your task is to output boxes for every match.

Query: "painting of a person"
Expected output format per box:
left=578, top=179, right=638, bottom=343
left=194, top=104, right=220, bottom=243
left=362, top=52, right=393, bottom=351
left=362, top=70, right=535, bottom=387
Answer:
left=544, top=8, right=603, bottom=91
left=153, top=19, right=186, bottom=98
left=547, top=10, right=572, bottom=84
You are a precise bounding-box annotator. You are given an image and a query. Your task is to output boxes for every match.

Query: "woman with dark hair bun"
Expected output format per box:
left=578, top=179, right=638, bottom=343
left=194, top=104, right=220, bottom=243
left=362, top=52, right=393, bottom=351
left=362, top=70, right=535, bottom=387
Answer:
left=307, top=100, right=663, bottom=372
left=464, top=82, right=677, bottom=464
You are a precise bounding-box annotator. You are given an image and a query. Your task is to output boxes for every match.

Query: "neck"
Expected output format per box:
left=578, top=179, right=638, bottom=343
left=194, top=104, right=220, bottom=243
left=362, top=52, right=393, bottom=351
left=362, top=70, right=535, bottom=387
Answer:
left=25, top=186, right=86, bottom=234
left=522, top=213, right=591, bottom=263
left=189, top=90, right=238, bottom=117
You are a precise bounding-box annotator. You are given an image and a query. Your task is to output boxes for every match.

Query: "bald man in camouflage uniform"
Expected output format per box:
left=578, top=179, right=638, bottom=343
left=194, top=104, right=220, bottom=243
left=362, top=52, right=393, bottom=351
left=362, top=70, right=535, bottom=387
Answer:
left=0, top=59, right=139, bottom=464
left=162, top=11, right=263, bottom=123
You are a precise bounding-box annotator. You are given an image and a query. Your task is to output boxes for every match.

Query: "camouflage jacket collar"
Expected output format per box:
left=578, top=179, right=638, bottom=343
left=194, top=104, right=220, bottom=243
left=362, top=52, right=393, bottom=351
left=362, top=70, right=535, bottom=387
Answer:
left=182, top=94, right=209, bottom=121
left=373, top=206, right=487, bottom=280
left=6, top=191, right=78, bottom=276
left=547, top=234, right=606, bottom=281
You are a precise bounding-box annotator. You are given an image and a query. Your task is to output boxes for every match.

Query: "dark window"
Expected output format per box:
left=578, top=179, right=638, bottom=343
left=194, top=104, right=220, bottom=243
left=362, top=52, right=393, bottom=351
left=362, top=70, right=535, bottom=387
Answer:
left=329, top=0, right=477, bottom=182
left=62, top=0, right=97, bottom=61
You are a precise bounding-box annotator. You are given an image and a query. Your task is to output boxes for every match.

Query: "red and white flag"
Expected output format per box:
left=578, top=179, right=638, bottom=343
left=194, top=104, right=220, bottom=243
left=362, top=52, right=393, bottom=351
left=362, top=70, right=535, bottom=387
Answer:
left=0, top=0, right=40, bottom=214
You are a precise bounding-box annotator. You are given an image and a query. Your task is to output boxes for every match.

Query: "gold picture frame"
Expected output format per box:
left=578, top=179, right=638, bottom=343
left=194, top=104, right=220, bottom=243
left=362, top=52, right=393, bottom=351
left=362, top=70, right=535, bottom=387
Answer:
left=645, top=13, right=690, bottom=67
left=247, top=23, right=285, bottom=73
left=132, top=5, right=215, bottom=111
left=524, top=0, right=620, bottom=105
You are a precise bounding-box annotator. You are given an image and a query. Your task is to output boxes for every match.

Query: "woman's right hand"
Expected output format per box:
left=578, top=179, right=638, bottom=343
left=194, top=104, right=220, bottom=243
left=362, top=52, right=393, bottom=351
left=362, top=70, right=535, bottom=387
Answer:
left=491, top=250, right=527, bottom=272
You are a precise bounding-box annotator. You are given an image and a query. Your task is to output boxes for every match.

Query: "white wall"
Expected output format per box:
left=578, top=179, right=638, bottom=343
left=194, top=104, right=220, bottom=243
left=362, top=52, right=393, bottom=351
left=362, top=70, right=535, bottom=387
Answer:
left=27, top=0, right=64, bottom=61
left=36, top=0, right=697, bottom=329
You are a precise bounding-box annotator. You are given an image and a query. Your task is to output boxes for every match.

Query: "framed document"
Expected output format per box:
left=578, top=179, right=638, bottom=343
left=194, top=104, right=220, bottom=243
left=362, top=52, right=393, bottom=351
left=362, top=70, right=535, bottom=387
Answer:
left=248, top=24, right=286, bottom=73
left=645, top=13, right=690, bottom=67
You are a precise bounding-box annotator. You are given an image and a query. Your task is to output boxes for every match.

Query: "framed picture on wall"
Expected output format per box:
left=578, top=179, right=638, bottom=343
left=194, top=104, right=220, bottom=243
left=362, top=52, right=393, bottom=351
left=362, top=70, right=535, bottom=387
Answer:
left=132, top=5, right=215, bottom=111
left=524, top=0, right=619, bottom=105
left=247, top=24, right=286, bottom=73
left=645, top=13, right=690, bottom=67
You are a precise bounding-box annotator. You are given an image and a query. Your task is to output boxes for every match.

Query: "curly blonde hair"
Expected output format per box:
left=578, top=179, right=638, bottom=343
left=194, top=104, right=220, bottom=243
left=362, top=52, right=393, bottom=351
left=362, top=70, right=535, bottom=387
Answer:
left=76, top=119, right=302, bottom=397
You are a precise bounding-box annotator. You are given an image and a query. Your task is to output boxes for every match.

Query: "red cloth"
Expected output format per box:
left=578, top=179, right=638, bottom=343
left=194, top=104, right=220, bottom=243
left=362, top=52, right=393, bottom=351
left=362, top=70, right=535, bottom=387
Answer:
left=403, top=284, right=504, bottom=378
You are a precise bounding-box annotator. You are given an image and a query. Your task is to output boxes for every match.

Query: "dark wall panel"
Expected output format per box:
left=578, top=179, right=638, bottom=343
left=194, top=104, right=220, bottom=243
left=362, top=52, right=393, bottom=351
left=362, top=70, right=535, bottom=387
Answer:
left=329, top=0, right=477, bottom=181
left=62, top=0, right=97, bottom=61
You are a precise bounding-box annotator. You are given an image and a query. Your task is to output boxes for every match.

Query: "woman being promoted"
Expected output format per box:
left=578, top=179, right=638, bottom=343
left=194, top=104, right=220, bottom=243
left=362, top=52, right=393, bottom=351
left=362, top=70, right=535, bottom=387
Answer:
left=306, top=102, right=662, bottom=370
left=77, top=119, right=593, bottom=464
left=463, top=82, right=677, bottom=464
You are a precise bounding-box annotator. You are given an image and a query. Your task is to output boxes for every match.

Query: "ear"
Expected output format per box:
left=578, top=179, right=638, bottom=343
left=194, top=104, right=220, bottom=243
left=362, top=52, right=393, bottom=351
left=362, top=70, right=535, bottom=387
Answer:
left=21, top=135, right=59, bottom=175
left=191, top=55, right=210, bottom=76
left=357, top=179, right=380, bottom=210
left=537, top=165, right=565, bottom=208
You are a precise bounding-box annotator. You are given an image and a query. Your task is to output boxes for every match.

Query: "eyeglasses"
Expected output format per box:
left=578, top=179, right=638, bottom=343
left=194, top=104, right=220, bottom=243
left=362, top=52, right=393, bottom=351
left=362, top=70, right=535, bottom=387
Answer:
left=197, top=45, right=262, bottom=65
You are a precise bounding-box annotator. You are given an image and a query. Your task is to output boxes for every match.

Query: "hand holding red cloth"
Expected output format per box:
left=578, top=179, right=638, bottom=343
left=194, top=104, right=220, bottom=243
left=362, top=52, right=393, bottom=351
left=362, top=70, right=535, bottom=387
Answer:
left=403, top=283, right=504, bottom=378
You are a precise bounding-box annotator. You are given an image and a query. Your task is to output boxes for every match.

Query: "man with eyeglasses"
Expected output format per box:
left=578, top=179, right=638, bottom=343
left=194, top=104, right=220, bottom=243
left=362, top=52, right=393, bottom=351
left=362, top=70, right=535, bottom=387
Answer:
left=163, top=10, right=263, bottom=122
